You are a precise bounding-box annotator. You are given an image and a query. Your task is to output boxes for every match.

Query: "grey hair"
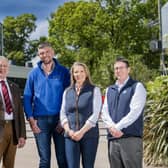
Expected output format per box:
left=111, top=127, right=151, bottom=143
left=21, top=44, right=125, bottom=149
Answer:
left=0, top=56, right=9, bottom=63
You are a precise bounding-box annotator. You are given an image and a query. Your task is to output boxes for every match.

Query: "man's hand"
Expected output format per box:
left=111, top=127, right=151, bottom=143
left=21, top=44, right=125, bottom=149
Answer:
left=109, top=127, right=123, bottom=138
left=18, top=137, right=26, bottom=148
left=29, top=117, right=41, bottom=134
left=55, top=122, right=64, bottom=134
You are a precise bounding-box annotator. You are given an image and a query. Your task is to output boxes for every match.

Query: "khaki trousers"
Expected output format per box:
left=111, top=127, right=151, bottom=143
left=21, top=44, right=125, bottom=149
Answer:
left=0, top=122, right=17, bottom=168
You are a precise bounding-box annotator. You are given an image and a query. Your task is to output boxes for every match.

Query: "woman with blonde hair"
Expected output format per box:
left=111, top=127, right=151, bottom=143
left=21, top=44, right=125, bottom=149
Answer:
left=60, top=62, right=102, bottom=168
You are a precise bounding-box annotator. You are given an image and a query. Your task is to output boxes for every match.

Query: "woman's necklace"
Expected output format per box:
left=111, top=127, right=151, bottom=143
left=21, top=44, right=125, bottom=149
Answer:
left=76, top=84, right=82, bottom=95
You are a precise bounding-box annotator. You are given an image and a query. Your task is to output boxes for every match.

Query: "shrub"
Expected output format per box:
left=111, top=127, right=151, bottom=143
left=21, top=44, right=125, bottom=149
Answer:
left=144, top=76, right=168, bottom=166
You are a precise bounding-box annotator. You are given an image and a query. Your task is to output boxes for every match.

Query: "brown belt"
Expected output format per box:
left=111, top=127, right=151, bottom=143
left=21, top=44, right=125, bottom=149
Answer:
left=4, top=120, right=13, bottom=124
left=0, top=120, right=13, bottom=126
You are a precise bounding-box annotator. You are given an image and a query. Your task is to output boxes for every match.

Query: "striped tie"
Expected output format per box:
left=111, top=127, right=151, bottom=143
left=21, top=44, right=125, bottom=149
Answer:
left=1, top=80, right=13, bottom=114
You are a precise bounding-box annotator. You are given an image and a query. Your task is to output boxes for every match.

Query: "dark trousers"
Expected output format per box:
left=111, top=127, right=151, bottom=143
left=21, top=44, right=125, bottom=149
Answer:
left=34, top=115, right=67, bottom=168
left=65, top=137, right=99, bottom=168
left=108, top=137, right=143, bottom=168
left=0, top=122, right=17, bottom=168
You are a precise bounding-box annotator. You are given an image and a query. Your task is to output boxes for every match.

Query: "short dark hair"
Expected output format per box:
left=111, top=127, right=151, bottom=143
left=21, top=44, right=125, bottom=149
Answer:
left=115, top=57, right=129, bottom=67
left=38, top=42, right=52, bottom=49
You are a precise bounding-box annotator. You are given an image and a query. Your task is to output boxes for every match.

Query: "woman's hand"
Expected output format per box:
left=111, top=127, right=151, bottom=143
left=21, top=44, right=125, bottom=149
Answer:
left=71, top=130, right=84, bottom=141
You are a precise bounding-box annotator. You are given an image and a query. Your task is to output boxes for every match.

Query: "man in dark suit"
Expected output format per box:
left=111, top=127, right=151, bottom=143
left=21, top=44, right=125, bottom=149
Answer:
left=0, top=56, right=26, bottom=168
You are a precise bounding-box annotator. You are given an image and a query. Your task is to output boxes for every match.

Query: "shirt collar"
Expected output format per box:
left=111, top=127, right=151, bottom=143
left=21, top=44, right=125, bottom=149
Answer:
left=116, top=76, right=130, bottom=91
left=41, top=60, right=55, bottom=74
left=0, top=78, right=7, bottom=82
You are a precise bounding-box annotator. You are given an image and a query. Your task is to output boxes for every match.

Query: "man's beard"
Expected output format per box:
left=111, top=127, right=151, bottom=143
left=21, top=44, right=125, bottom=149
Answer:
left=43, top=59, right=52, bottom=65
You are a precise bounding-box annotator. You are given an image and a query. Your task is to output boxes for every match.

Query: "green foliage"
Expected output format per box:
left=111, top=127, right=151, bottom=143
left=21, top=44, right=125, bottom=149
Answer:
left=128, top=54, right=159, bottom=83
left=48, top=0, right=161, bottom=88
left=49, top=1, right=110, bottom=67
left=7, top=51, right=24, bottom=65
left=3, top=14, right=36, bottom=64
left=49, top=1, right=112, bottom=86
left=144, top=76, right=168, bottom=166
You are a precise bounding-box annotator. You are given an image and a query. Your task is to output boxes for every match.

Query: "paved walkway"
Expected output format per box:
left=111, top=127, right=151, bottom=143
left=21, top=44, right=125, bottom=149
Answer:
left=14, top=136, right=166, bottom=168
left=15, top=136, right=109, bottom=168
left=14, top=122, right=110, bottom=168
left=7, top=121, right=166, bottom=168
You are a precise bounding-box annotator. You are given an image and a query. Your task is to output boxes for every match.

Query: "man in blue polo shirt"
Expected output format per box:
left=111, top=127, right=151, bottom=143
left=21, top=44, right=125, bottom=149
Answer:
left=24, top=42, right=70, bottom=168
left=102, top=57, right=146, bottom=168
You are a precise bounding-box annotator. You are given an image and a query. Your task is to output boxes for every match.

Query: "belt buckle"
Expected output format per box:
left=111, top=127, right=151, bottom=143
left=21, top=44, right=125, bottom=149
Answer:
left=5, top=120, right=11, bottom=124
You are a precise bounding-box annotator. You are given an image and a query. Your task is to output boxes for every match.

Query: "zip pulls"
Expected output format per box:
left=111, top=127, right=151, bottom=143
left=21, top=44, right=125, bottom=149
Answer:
left=75, top=84, right=83, bottom=130
left=75, top=93, right=79, bottom=130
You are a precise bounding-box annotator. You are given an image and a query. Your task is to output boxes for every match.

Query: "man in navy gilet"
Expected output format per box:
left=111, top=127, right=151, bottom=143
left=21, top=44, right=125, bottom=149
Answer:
left=102, top=57, right=146, bottom=168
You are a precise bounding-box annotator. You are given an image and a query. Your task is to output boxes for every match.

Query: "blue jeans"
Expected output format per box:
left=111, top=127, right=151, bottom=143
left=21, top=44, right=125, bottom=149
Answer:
left=65, top=137, right=99, bottom=168
left=34, top=115, right=67, bottom=168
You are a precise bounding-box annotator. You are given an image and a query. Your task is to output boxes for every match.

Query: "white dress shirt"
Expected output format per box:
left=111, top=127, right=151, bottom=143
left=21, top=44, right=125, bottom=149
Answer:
left=0, top=79, right=14, bottom=120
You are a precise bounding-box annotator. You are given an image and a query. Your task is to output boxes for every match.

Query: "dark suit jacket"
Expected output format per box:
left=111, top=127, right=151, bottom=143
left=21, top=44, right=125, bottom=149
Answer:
left=0, top=79, right=26, bottom=145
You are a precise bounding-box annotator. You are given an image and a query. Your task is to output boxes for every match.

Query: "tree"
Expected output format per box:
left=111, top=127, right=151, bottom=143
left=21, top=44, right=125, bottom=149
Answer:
left=48, top=0, right=165, bottom=87
left=3, top=14, right=36, bottom=65
left=49, top=1, right=119, bottom=86
left=49, top=1, right=110, bottom=68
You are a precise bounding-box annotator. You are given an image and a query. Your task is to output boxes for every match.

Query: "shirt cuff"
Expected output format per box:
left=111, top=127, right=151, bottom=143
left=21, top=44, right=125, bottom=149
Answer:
left=86, top=120, right=96, bottom=127
left=61, top=118, right=68, bottom=127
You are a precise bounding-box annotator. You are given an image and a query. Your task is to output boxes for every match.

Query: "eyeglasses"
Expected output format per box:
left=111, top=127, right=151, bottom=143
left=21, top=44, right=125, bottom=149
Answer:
left=114, top=66, right=127, bottom=71
left=0, top=64, right=8, bottom=68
